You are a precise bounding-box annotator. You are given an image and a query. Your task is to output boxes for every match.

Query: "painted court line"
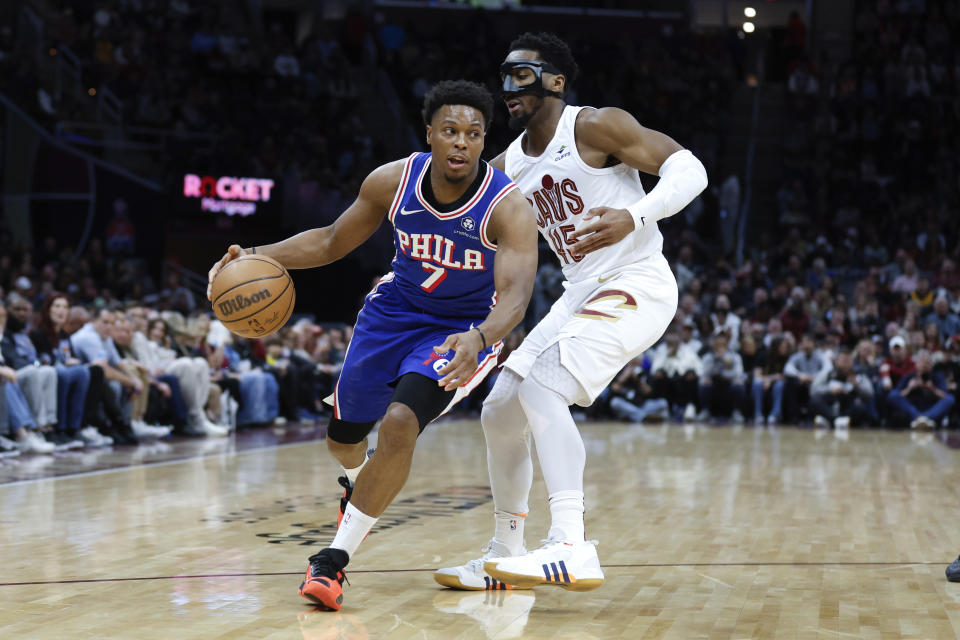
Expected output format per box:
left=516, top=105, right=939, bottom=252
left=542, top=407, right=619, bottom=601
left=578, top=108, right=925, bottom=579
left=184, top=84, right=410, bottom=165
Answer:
left=0, top=439, right=322, bottom=487
left=0, top=562, right=945, bottom=587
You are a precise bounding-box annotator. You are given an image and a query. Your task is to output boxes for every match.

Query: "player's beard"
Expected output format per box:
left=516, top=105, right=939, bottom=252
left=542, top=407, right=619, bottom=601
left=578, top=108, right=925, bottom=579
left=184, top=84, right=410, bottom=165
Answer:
left=508, top=112, right=533, bottom=131
left=506, top=94, right=542, bottom=131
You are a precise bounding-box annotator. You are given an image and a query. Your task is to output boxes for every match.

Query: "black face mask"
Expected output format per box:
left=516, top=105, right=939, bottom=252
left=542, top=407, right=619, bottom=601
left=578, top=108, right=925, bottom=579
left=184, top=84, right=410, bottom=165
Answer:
left=499, top=59, right=564, bottom=100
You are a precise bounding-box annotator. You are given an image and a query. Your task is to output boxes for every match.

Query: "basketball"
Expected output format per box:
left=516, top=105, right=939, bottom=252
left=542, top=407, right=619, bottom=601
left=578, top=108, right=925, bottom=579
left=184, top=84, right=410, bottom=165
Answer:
left=210, top=254, right=295, bottom=338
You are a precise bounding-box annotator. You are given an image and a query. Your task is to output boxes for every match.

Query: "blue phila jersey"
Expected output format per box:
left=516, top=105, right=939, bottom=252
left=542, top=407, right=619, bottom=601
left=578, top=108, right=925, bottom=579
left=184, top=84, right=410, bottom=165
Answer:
left=384, top=152, right=517, bottom=317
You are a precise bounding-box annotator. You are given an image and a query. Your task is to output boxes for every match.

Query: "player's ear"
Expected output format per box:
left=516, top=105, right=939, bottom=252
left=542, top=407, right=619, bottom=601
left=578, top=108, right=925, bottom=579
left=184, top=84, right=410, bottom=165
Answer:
left=425, top=125, right=432, bottom=146
left=552, top=73, right=565, bottom=94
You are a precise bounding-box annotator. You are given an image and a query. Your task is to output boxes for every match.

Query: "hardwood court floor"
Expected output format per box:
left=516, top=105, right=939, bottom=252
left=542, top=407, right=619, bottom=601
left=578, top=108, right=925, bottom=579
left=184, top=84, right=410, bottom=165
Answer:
left=2, top=421, right=960, bottom=639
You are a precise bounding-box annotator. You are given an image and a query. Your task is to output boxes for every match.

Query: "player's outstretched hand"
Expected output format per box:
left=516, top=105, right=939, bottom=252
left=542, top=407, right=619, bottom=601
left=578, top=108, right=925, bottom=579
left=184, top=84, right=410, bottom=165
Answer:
left=569, top=207, right=636, bottom=258
left=433, top=329, right=485, bottom=390
left=207, top=244, right=249, bottom=300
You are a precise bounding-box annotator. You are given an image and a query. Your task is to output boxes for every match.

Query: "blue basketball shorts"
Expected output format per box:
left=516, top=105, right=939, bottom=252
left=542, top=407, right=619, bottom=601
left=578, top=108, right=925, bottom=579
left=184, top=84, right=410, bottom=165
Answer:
left=331, top=280, right=502, bottom=424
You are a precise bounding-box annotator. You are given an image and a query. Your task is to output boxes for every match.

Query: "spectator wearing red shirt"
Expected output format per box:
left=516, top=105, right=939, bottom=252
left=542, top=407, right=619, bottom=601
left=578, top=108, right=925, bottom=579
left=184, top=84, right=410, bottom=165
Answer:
left=879, top=335, right=916, bottom=392
left=779, top=287, right=810, bottom=340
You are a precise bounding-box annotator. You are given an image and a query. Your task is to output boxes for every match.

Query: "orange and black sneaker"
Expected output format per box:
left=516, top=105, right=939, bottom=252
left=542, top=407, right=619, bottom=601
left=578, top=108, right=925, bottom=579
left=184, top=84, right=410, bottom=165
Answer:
left=299, top=548, right=349, bottom=610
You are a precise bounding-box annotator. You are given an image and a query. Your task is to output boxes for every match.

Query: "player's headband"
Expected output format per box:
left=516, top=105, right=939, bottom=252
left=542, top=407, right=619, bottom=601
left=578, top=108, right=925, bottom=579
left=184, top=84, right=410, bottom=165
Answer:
left=499, top=59, right=565, bottom=99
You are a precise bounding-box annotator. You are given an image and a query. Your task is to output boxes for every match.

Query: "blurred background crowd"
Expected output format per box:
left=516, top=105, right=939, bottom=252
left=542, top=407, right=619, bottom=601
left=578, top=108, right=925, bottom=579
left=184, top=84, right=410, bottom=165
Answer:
left=1, top=0, right=959, bottom=456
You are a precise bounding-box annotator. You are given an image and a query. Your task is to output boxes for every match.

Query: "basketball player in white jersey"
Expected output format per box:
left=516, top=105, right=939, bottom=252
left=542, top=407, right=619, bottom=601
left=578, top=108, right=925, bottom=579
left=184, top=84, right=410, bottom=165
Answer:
left=436, top=32, right=708, bottom=591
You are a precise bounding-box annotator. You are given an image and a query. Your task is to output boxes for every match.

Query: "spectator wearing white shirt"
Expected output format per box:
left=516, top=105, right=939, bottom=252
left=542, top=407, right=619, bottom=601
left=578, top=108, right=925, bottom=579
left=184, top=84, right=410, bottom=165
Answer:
left=711, top=294, right=742, bottom=351
left=132, top=318, right=227, bottom=437
left=651, top=332, right=702, bottom=421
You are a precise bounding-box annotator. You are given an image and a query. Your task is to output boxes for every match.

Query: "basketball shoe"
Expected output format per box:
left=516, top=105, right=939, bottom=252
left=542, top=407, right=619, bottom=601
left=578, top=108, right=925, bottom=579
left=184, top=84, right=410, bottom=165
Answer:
left=434, top=540, right=529, bottom=591
left=299, top=548, right=348, bottom=610
left=485, top=536, right=604, bottom=591
left=947, top=556, right=960, bottom=582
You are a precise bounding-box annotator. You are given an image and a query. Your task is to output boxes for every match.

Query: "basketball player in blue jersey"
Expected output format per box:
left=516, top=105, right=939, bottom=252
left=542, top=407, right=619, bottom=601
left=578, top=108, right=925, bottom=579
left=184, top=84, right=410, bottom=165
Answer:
left=436, top=33, right=708, bottom=592
left=207, top=80, right=538, bottom=610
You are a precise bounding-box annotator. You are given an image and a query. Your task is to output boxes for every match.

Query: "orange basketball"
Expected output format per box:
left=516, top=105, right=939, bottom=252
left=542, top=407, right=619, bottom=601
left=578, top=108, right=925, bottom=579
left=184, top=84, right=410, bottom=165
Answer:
left=210, top=254, right=295, bottom=338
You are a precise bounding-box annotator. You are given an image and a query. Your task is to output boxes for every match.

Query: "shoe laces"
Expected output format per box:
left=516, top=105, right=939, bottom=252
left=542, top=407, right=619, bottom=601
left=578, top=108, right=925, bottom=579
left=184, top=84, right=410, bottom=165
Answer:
left=537, top=536, right=600, bottom=549
left=307, top=551, right=348, bottom=586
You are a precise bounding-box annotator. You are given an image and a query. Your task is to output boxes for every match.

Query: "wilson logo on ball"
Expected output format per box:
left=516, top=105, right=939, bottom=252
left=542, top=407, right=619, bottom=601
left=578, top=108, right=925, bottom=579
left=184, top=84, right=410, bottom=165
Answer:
left=217, top=289, right=272, bottom=316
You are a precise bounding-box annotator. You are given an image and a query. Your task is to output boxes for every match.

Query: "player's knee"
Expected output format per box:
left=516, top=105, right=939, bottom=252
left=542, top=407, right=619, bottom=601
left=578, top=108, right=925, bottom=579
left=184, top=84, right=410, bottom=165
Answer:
left=326, top=436, right=363, bottom=458
left=378, top=404, right=420, bottom=454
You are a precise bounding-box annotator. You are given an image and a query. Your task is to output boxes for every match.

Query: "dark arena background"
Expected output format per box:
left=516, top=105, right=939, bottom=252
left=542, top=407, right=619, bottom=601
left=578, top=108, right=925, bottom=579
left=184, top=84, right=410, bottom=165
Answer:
left=2, top=0, right=960, bottom=638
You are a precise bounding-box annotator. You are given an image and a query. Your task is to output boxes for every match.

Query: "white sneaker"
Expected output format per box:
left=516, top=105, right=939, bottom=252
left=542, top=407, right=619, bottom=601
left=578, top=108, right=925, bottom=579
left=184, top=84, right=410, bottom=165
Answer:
left=201, top=419, right=230, bottom=437
left=0, top=436, right=22, bottom=458
left=131, top=420, right=172, bottom=439
left=813, top=415, right=830, bottom=429
left=834, top=416, right=850, bottom=430
left=683, top=403, right=697, bottom=421
left=18, top=430, right=56, bottom=454
left=79, top=426, right=113, bottom=447
left=484, top=537, right=604, bottom=592
left=435, top=540, right=529, bottom=591
left=731, top=410, right=745, bottom=423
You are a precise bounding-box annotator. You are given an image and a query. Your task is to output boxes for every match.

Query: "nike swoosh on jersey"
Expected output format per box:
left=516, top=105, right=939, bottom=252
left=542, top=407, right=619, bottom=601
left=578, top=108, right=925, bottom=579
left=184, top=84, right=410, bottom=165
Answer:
left=598, top=273, right=619, bottom=284
left=510, top=168, right=524, bottom=181
left=399, top=207, right=424, bottom=215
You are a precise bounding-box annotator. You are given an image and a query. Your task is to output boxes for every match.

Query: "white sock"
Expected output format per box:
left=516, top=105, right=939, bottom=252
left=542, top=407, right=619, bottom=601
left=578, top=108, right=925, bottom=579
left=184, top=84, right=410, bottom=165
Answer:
left=547, top=490, right=585, bottom=543
left=493, top=509, right=526, bottom=556
left=342, top=449, right=371, bottom=486
left=330, top=502, right=377, bottom=559
left=482, top=369, right=533, bottom=556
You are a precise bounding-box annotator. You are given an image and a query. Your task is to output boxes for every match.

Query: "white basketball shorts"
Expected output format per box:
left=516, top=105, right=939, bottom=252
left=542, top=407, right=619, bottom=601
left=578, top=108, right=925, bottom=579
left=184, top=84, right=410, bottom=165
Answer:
left=504, top=251, right=678, bottom=405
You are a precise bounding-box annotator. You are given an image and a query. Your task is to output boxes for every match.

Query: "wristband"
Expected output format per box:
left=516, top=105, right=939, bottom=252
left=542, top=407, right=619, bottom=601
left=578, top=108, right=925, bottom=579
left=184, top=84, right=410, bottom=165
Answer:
left=473, top=326, right=487, bottom=350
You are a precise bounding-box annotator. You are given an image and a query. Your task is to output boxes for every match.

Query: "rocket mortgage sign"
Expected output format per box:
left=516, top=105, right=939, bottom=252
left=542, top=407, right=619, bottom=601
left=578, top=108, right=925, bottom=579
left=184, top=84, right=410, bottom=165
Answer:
left=182, top=174, right=277, bottom=217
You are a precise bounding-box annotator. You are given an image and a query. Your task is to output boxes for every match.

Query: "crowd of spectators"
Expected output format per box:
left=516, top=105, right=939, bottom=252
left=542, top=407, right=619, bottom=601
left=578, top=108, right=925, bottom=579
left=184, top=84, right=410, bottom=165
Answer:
left=778, top=0, right=959, bottom=248
left=2, top=2, right=958, bottom=461
left=1, top=0, right=377, bottom=206
left=0, top=237, right=350, bottom=457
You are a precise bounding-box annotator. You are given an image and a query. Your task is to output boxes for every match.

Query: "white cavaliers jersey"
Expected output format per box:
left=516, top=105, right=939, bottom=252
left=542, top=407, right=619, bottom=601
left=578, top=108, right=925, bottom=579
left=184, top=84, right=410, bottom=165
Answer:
left=504, top=105, right=664, bottom=283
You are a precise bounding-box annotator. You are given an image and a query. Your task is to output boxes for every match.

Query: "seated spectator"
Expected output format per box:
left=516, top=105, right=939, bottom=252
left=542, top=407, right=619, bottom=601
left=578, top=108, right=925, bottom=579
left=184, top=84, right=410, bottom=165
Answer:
left=0, top=302, right=55, bottom=453
left=608, top=355, right=669, bottom=424
left=1, top=293, right=60, bottom=443
left=891, top=259, right=919, bottom=294
left=752, top=336, right=792, bottom=424
left=810, top=348, right=875, bottom=429
left=135, top=317, right=225, bottom=437
left=698, top=334, right=746, bottom=421
left=886, top=350, right=955, bottom=429
left=853, top=339, right=882, bottom=423
left=30, top=293, right=91, bottom=448
left=678, top=318, right=703, bottom=356
left=879, top=335, right=915, bottom=391
left=925, top=297, right=960, bottom=343
left=650, top=332, right=701, bottom=421
left=782, top=334, right=832, bottom=423
left=207, top=334, right=280, bottom=428
left=0, top=373, right=18, bottom=458
left=910, top=277, right=935, bottom=315
left=70, top=307, right=143, bottom=445
left=111, top=314, right=172, bottom=439
left=779, top=287, right=811, bottom=340
left=711, top=294, right=741, bottom=350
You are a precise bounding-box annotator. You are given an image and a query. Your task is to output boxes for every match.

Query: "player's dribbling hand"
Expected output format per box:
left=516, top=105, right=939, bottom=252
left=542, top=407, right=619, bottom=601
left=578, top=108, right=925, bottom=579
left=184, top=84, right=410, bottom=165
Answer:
left=569, top=207, right=636, bottom=257
left=433, top=330, right=484, bottom=390
left=207, top=244, right=250, bottom=300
